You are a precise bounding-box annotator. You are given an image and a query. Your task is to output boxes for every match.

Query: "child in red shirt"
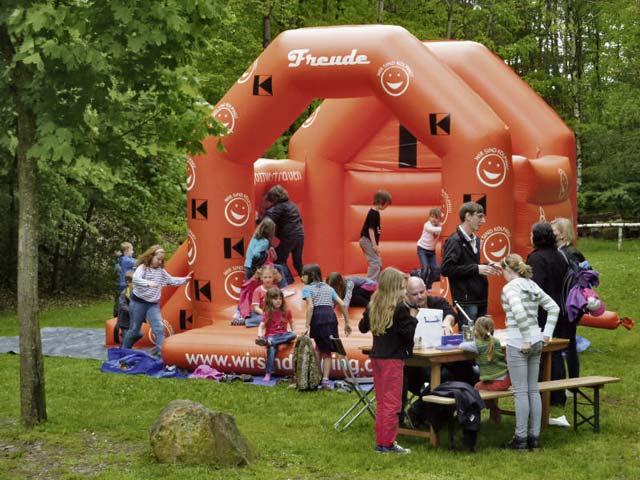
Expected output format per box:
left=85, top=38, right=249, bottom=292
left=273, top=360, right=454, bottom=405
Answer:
left=245, top=265, right=280, bottom=327
left=256, top=288, right=297, bottom=382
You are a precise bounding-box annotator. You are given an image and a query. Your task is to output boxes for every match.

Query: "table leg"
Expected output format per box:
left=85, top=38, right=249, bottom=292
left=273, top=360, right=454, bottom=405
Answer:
left=428, top=363, right=442, bottom=446
left=430, top=364, right=442, bottom=389
left=541, top=351, right=551, bottom=428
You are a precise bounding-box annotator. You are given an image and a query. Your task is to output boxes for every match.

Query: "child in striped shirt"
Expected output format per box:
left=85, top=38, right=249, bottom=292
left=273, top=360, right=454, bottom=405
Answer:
left=121, top=245, right=192, bottom=355
left=500, top=253, right=559, bottom=451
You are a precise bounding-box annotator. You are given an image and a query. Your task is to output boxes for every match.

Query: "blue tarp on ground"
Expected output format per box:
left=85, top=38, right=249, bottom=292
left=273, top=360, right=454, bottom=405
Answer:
left=0, top=327, right=108, bottom=360
left=100, top=348, right=186, bottom=378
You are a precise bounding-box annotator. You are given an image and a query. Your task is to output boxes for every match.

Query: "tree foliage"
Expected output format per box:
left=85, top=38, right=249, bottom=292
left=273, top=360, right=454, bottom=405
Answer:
left=1, top=0, right=638, bottom=301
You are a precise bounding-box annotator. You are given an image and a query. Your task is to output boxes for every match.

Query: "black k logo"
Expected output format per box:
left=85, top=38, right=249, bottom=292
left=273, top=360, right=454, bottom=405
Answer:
left=429, top=113, right=451, bottom=135
left=179, top=309, right=193, bottom=330
left=224, top=237, right=245, bottom=259
left=191, top=199, right=208, bottom=220
left=253, top=75, right=273, bottom=96
left=194, top=280, right=212, bottom=302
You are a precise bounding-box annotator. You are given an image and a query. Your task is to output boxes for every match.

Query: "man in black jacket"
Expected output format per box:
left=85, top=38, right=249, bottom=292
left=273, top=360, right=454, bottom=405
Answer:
left=441, top=202, right=501, bottom=325
left=402, top=276, right=479, bottom=427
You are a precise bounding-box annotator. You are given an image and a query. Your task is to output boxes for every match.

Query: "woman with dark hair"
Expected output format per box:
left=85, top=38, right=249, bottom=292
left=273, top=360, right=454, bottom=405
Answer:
left=262, top=185, right=304, bottom=285
left=526, top=221, right=573, bottom=406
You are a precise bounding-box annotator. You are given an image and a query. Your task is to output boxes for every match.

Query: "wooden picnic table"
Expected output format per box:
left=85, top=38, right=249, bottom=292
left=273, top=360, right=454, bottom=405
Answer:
left=360, top=337, right=569, bottom=446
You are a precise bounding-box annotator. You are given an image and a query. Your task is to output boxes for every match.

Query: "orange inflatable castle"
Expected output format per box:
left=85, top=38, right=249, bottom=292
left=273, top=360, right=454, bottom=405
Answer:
left=105, top=26, right=617, bottom=376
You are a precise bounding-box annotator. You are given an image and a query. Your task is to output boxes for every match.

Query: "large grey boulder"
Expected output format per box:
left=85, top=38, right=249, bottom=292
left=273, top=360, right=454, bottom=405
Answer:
left=149, top=399, right=253, bottom=466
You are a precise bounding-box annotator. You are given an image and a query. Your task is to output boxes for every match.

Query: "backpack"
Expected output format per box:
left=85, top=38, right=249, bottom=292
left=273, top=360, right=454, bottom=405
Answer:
left=559, top=251, right=581, bottom=317
left=560, top=251, right=602, bottom=322
left=292, top=335, right=322, bottom=391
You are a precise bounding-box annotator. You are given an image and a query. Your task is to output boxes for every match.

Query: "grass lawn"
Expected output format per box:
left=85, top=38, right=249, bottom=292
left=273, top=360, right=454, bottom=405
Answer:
left=0, top=239, right=639, bottom=479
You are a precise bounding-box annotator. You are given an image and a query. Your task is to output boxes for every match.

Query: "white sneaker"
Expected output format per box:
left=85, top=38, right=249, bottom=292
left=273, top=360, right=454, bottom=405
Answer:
left=376, top=442, right=411, bottom=454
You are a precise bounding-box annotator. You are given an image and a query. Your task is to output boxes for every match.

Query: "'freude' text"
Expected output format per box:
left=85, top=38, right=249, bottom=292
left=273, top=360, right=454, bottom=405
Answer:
left=287, top=48, right=370, bottom=68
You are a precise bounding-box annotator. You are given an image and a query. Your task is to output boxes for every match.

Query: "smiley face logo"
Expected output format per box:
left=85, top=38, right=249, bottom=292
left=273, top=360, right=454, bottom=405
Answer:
left=224, top=194, right=251, bottom=227
left=482, top=230, right=511, bottom=263
left=302, top=106, right=321, bottom=129
left=148, top=319, right=175, bottom=345
left=237, top=59, right=258, bottom=84
left=187, top=229, right=197, bottom=266
left=224, top=269, right=245, bottom=301
left=436, top=276, right=449, bottom=299
left=184, top=279, right=192, bottom=302
left=558, top=168, right=569, bottom=200
left=539, top=206, right=547, bottom=222
left=380, top=65, right=411, bottom=97
left=476, top=152, right=508, bottom=188
left=440, top=188, right=451, bottom=225
left=212, top=104, right=237, bottom=134
left=186, top=157, right=196, bottom=191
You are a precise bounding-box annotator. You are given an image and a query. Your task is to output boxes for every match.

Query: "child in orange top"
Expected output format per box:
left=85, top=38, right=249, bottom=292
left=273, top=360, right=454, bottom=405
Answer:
left=256, top=288, right=297, bottom=382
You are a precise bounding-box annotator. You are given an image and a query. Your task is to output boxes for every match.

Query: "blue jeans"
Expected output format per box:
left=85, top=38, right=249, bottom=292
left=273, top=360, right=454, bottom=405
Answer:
left=264, top=332, right=297, bottom=374
left=122, top=298, right=165, bottom=353
left=245, top=311, right=262, bottom=327
left=458, top=303, right=487, bottom=325
left=417, top=246, right=439, bottom=289
left=507, top=342, right=543, bottom=438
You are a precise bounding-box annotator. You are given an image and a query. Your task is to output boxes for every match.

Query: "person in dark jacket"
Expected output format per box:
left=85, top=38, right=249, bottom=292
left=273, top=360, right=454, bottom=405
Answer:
left=427, top=381, right=484, bottom=451
left=551, top=217, right=586, bottom=265
left=262, top=185, right=304, bottom=285
left=359, top=267, right=417, bottom=454
left=546, top=218, right=586, bottom=405
left=441, top=202, right=501, bottom=324
left=116, top=271, right=141, bottom=347
left=403, top=276, right=478, bottom=428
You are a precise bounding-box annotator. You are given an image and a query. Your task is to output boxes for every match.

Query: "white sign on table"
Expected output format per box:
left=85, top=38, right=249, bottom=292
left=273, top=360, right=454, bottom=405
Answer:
left=414, top=308, right=443, bottom=348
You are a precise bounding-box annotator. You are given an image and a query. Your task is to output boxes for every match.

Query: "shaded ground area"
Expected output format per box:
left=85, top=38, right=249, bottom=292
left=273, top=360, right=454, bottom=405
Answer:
left=0, top=419, right=143, bottom=479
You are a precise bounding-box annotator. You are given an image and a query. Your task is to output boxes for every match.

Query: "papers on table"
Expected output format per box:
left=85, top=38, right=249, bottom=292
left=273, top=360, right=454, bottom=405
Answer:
left=415, top=308, right=443, bottom=348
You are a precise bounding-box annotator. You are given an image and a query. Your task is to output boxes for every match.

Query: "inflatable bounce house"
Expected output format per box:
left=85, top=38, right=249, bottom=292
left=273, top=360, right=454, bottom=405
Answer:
left=105, top=25, right=620, bottom=376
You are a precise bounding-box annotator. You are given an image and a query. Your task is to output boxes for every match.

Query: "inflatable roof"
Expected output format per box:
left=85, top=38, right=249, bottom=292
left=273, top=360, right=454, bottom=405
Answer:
left=105, top=25, right=608, bottom=375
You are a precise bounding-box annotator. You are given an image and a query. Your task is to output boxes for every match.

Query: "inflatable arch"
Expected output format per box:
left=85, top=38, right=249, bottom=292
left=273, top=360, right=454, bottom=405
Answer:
left=105, top=26, right=618, bottom=374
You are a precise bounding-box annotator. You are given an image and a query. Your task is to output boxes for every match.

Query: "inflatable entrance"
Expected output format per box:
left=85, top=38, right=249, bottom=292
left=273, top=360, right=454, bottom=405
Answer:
left=105, top=26, right=613, bottom=375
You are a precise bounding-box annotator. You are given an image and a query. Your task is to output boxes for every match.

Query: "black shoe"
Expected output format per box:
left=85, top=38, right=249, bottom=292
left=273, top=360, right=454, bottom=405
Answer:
left=528, top=436, right=540, bottom=450
left=503, top=436, right=528, bottom=450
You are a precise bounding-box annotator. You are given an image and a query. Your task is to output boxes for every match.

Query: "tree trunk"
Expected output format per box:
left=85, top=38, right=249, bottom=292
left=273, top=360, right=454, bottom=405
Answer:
left=1, top=21, right=48, bottom=426
left=445, top=0, right=454, bottom=39
left=377, top=0, right=384, bottom=23
left=262, top=2, right=273, bottom=48
left=64, top=199, right=95, bottom=284
left=566, top=0, right=583, bottom=191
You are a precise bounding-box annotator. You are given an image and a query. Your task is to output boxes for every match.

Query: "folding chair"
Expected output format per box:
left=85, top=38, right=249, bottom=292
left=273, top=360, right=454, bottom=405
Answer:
left=330, top=336, right=376, bottom=432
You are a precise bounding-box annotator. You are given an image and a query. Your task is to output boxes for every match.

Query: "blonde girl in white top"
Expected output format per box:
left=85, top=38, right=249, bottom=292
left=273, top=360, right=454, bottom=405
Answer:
left=500, top=253, right=559, bottom=451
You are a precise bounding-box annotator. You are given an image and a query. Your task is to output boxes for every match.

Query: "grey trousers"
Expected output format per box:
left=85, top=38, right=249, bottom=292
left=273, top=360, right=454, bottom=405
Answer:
left=507, top=342, right=543, bottom=438
left=359, top=237, right=381, bottom=280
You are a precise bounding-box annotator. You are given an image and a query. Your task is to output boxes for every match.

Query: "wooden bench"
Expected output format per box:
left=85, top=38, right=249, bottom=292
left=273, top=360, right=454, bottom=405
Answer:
left=421, top=376, right=620, bottom=448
